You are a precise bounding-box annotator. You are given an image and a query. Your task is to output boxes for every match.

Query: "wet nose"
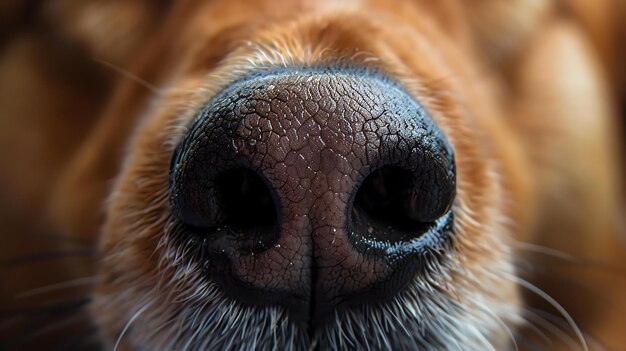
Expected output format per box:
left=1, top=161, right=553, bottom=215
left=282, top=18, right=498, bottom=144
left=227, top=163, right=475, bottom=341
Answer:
left=170, top=69, right=455, bottom=325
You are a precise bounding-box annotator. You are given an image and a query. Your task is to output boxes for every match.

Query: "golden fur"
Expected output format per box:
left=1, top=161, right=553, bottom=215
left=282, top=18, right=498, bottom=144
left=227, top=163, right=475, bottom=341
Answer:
left=0, top=0, right=624, bottom=349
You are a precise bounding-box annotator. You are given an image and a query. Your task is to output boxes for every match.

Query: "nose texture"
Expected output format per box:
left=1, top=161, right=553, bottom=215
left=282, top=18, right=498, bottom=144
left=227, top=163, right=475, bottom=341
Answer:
left=170, top=69, right=455, bottom=325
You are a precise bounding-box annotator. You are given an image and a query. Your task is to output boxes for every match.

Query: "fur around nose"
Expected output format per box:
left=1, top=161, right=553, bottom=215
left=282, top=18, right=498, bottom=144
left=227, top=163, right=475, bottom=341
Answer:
left=170, top=68, right=455, bottom=325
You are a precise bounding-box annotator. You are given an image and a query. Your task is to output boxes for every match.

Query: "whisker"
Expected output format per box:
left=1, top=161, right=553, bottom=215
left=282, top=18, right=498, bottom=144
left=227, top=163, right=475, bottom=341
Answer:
left=3, top=312, right=90, bottom=349
left=512, top=242, right=579, bottom=263
left=477, top=303, right=519, bottom=351
left=0, top=301, right=91, bottom=349
left=517, top=312, right=552, bottom=346
left=0, top=298, right=91, bottom=349
left=24, top=233, right=96, bottom=246
left=500, top=271, right=589, bottom=351
left=523, top=308, right=580, bottom=350
left=0, top=298, right=90, bottom=317
left=0, top=315, right=22, bottom=333
left=113, top=302, right=152, bottom=351
left=521, top=264, right=626, bottom=316
left=0, top=249, right=95, bottom=267
left=93, top=57, right=161, bottom=94
left=512, top=241, right=626, bottom=278
left=531, top=309, right=608, bottom=351
left=17, top=276, right=97, bottom=299
left=513, top=336, right=546, bottom=351
left=471, top=325, right=497, bottom=351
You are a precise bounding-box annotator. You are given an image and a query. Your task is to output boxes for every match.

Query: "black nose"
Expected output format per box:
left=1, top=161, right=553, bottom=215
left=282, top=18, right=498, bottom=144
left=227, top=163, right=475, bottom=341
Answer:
left=170, top=68, right=455, bottom=325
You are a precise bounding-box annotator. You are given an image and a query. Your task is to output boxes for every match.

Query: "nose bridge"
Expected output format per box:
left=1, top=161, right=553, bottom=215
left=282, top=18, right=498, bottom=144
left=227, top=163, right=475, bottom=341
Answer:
left=234, top=72, right=373, bottom=226
left=222, top=72, right=384, bottom=297
left=233, top=72, right=405, bottom=305
left=235, top=73, right=376, bottom=182
left=239, top=79, right=361, bottom=196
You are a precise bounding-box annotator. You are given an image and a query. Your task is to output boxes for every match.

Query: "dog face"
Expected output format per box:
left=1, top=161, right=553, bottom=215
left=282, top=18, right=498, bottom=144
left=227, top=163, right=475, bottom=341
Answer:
left=3, top=0, right=623, bottom=350
left=89, top=1, right=531, bottom=349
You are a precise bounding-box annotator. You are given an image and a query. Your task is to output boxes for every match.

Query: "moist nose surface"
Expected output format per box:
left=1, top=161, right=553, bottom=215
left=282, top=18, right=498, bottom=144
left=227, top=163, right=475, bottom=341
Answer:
left=170, top=69, right=455, bottom=325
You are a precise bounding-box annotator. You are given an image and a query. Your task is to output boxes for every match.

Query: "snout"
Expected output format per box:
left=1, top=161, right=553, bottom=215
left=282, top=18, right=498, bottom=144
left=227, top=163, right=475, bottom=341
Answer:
left=169, top=68, right=455, bottom=325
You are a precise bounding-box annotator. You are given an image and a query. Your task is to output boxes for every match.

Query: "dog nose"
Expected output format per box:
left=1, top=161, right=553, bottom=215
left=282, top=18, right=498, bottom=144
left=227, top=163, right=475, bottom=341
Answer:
left=170, top=69, right=455, bottom=325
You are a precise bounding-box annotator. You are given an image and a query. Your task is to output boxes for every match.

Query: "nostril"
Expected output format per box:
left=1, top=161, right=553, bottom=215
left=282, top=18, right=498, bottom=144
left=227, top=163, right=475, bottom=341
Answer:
left=351, top=165, right=454, bottom=243
left=214, top=167, right=277, bottom=230
left=172, top=164, right=279, bottom=253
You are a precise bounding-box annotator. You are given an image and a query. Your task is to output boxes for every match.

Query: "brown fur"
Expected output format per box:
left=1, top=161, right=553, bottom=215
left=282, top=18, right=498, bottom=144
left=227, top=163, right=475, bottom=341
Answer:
left=1, top=0, right=624, bottom=349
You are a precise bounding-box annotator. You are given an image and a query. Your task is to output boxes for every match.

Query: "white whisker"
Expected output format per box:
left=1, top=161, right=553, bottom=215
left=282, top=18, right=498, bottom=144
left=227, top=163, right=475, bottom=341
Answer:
left=511, top=241, right=579, bottom=263
left=17, top=276, right=97, bottom=298
left=478, top=302, right=519, bottom=351
left=500, top=271, right=589, bottom=351
left=113, top=302, right=152, bottom=351
left=523, top=308, right=579, bottom=350
left=93, top=58, right=162, bottom=94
